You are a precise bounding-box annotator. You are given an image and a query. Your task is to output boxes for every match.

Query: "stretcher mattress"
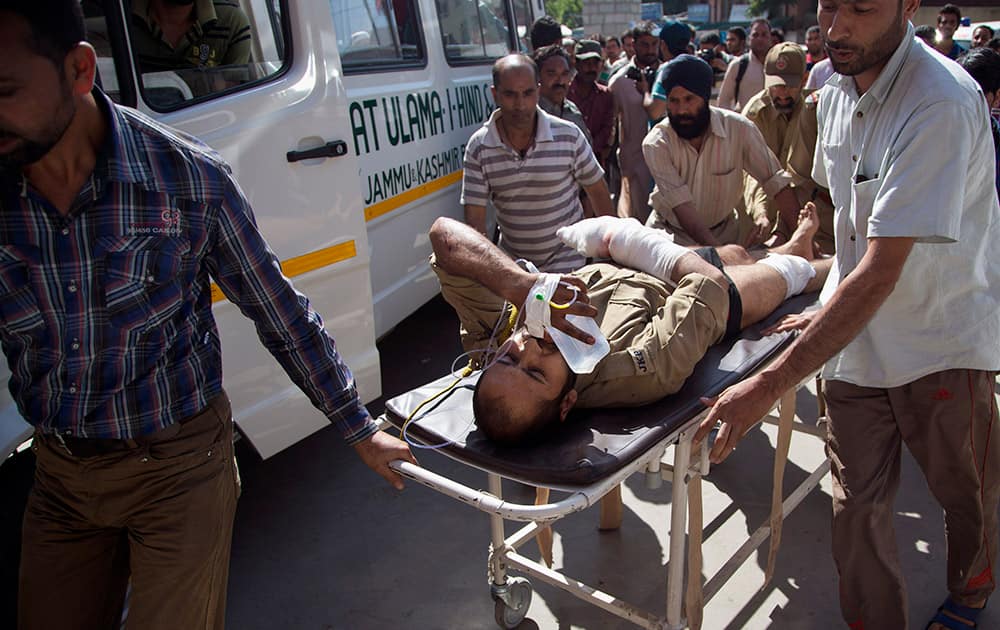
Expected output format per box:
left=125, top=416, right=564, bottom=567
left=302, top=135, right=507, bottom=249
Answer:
left=383, top=293, right=818, bottom=487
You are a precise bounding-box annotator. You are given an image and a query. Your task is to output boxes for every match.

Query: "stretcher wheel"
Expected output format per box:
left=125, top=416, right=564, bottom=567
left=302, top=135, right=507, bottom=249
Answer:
left=492, top=577, right=532, bottom=628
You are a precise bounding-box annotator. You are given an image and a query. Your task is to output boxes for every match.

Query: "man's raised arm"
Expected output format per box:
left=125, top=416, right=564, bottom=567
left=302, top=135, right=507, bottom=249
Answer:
left=429, top=217, right=597, bottom=343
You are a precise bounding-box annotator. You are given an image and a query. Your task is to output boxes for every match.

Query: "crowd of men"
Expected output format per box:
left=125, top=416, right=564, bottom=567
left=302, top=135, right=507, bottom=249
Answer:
left=4, top=1, right=1000, bottom=629
left=455, top=5, right=1000, bottom=630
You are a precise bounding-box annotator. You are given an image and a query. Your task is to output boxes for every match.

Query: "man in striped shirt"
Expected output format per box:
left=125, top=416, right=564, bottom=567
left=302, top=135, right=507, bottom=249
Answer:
left=461, top=54, right=614, bottom=274
left=0, top=3, right=414, bottom=629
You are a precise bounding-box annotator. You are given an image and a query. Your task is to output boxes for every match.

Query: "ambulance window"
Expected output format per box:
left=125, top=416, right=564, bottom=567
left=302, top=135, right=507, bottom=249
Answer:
left=83, top=1, right=129, bottom=104
left=330, top=0, right=426, bottom=73
left=436, top=0, right=512, bottom=63
left=509, top=0, right=532, bottom=53
left=127, top=0, right=289, bottom=111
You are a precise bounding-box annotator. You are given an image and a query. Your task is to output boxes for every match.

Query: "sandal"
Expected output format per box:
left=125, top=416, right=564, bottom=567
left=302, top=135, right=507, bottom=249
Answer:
left=925, top=596, right=987, bottom=629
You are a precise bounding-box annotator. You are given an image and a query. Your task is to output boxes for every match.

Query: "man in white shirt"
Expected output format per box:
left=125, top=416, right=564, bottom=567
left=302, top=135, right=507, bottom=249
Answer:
left=716, top=18, right=772, bottom=111
left=696, top=2, right=1000, bottom=629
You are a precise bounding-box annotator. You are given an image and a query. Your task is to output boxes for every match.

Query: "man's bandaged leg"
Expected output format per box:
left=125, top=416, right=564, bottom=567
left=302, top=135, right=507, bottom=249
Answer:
left=558, top=217, right=689, bottom=284
left=757, top=253, right=816, bottom=299
left=606, top=221, right=689, bottom=285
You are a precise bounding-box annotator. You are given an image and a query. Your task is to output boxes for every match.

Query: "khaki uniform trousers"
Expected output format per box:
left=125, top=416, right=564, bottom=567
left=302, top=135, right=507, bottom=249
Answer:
left=19, top=393, right=240, bottom=630
left=825, top=370, right=1000, bottom=630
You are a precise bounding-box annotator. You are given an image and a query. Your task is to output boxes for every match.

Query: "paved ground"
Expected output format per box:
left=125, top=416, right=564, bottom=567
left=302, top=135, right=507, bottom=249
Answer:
left=2, top=295, right=998, bottom=629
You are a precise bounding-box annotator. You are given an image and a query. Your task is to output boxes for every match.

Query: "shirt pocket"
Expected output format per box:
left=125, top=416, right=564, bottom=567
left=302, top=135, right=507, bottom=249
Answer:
left=0, top=258, right=44, bottom=336
left=98, top=236, right=191, bottom=335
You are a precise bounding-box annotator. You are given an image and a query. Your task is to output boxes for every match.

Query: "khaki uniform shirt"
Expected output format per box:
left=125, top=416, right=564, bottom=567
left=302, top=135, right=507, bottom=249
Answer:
left=432, top=260, right=729, bottom=408
left=642, top=107, right=792, bottom=246
left=742, top=89, right=835, bottom=251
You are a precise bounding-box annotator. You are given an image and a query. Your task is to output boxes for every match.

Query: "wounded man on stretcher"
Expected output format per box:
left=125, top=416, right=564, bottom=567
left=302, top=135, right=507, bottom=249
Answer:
left=429, top=211, right=831, bottom=445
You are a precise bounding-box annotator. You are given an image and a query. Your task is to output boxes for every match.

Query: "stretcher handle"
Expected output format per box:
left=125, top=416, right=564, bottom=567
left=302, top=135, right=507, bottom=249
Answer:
left=388, top=459, right=593, bottom=523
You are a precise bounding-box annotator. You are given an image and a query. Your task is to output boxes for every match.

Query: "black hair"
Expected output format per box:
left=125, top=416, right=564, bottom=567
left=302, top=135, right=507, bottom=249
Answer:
left=530, top=15, right=562, bottom=50
left=2, top=0, right=85, bottom=67
left=770, top=28, right=785, bottom=42
left=915, top=25, right=937, bottom=45
left=989, top=37, right=1000, bottom=52
left=631, top=20, right=660, bottom=41
left=532, top=44, right=570, bottom=69
left=975, top=25, right=996, bottom=39
left=728, top=27, right=747, bottom=42
left=958, top=47, right=1000, bottom=96
left=806, top=25, right=821, bottom=37
left=472, top=367, right=576, bottom=445
left=750, top=18, right=771, bottom=32
left=939, top=4, right=962, bottom=21
left=700, top=32, right=721, bottom=47
left=606, top=35, right=621, bottom=47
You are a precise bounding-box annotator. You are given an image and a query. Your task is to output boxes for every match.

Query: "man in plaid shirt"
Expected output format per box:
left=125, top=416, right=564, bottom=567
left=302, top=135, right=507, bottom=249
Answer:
left=0, top=2, right=414, bottom=628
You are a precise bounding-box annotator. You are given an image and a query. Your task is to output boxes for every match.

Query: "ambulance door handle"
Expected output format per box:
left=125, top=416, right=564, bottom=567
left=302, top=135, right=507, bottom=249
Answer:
left=286, top=140, right=349, bottom=163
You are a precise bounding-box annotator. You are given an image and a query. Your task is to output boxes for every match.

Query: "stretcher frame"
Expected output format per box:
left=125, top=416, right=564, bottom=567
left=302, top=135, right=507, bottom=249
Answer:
left=385, top=368, right=830, bottom=630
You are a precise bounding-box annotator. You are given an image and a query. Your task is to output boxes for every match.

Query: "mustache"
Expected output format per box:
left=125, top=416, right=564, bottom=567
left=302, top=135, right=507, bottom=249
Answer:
left=826, top=40, right=858, bottom=53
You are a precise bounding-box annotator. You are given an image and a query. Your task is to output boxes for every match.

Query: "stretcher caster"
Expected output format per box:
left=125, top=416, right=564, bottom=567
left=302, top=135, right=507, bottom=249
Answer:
left=491, top=577, right=532, bottom=628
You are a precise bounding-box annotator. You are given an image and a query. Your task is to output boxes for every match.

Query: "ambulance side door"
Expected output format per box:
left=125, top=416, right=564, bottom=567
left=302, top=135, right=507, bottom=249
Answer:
left=92, top=0, right=378, bottom=457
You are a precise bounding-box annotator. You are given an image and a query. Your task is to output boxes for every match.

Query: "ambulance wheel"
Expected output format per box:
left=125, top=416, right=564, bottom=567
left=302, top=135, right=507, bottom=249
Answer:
left=492, top=577, right=532, bottom=628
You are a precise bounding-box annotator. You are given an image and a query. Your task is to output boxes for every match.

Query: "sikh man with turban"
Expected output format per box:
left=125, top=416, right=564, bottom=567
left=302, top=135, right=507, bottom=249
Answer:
left=642, top=55, right=804, bottom=256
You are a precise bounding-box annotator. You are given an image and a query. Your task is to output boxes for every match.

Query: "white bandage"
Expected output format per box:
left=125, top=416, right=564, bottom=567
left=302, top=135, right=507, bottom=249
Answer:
left=558, top=217, right=689, bottom=284
left=757, top=253, right=816, bottom=299
left=555, top=216, right=621, bottom=258
left=607, top=220, right=687, bottom=285
left=523, top=273, right=561, bottom=338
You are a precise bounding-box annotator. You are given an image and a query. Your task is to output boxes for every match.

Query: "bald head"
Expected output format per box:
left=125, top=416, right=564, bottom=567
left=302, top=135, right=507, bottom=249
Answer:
left=492, top=54, right=538, bottom=89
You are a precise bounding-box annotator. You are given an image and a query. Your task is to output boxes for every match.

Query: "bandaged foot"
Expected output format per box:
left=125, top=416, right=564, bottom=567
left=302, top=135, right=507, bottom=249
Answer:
left=558, top=217, right=689, bottom=284
left=757, top=253, right=816, bottom=299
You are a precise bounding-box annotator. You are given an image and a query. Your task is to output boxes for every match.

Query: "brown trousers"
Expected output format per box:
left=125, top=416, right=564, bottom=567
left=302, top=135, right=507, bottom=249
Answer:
left=19, top=394, right=239, bottom=630
left=826, top=370, right=1000, bottom=630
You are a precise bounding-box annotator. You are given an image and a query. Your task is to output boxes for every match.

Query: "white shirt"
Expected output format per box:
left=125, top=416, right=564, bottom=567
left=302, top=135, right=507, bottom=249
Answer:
left=461, top=107, right=604, bottom=273
left=814, top=23, right=1000, bottom=387
left=717, top=52, right=765, bottom=111
left=805, top=58, right=834, bottom=90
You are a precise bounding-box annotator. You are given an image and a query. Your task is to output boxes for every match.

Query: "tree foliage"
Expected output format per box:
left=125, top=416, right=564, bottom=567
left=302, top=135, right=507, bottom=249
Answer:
left=748, top=0, right=811, bottom=18
left=544, top=0, right=582, bottom=29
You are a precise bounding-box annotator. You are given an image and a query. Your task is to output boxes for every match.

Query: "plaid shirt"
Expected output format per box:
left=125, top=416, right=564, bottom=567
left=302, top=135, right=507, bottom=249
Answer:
left=0, top=91, right=376, bottom=444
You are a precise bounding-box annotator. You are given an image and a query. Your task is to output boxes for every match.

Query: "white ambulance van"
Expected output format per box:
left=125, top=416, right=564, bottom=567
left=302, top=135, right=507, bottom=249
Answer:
left=0, top=0, right=543, bottom=463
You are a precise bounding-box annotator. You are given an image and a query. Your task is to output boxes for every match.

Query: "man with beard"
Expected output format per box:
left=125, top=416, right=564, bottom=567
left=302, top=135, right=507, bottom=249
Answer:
left=697, top=1, right=1000, bottom=628
left=642, top=55, right=802, bottom=251
left=608, top=21, right=660, bottom=222
left=717, top=18, right=773, bottom=111
left=742, top=43, right=835, bottom=253
left=0, top=2, right=416, bottom=629
left=461, top=54, right=613, bottom=273
left=130, top=0, right=252, bottom=72
left=533, top=44, right=591, bottom=145
left=569, top=40, right=615, bottom=168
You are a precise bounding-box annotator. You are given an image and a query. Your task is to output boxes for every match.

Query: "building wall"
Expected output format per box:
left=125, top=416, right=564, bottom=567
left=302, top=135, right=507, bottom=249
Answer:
left=582, top=0, right=642, bottom=39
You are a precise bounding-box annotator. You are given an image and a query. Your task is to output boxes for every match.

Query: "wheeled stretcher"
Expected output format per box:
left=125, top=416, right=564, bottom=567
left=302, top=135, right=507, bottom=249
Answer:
left=381, top=294, right=830, bottom=629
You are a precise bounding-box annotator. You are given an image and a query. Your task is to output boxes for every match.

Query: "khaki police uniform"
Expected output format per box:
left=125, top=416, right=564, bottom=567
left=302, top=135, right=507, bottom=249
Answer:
left=432, top=259, right=730, bottom=408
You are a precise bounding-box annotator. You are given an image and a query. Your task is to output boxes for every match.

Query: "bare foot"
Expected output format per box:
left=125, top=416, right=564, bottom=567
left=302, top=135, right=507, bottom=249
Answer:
left=770, top=203, right=819, bottom=260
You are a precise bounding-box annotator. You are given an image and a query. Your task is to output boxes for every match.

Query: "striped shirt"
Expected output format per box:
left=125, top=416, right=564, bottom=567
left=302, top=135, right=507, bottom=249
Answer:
left=130, top=0, right=252, bottom=72
left=643, top=106, right=791, bottom=240
left=460, top=107, right=604, bottom=272
left=0, top=90, right=375, bottom=444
